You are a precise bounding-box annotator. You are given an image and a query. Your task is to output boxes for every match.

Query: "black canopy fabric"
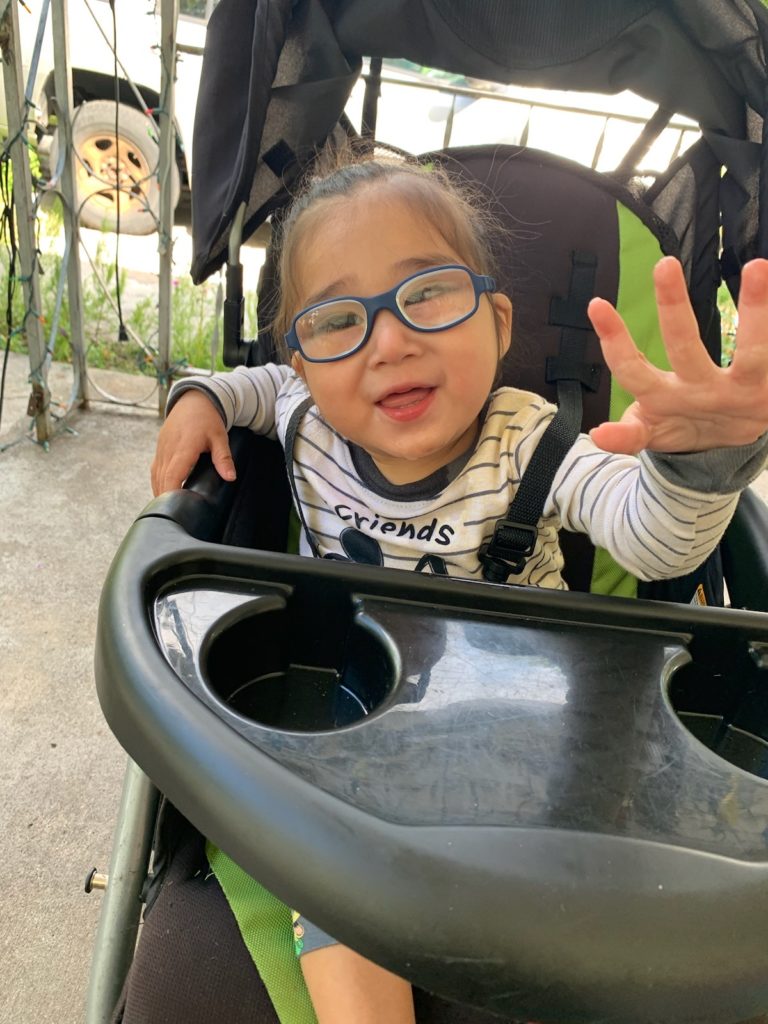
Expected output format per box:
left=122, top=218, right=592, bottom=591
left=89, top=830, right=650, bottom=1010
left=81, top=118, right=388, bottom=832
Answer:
left=190, top=0, right=768, bottom=284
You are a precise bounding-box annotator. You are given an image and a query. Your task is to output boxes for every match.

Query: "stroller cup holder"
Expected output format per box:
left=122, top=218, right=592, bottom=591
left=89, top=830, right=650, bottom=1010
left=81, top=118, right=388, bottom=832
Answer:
left=670, top=651, right=768, bottom=780
left=96, top=490, right=768, bottom=1023
left=163, top=586, right=399, bottom=731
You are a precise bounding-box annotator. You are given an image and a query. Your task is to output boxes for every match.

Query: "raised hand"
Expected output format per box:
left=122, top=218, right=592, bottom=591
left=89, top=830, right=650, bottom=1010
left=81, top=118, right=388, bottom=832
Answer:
left=151, top=389, right=236, bottom=495
left=587, top=256, right=768, bottom=455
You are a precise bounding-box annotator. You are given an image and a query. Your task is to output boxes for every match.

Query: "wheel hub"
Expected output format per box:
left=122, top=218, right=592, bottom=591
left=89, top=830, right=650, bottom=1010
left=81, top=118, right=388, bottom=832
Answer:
left=78, top=132, right=153, bottom=216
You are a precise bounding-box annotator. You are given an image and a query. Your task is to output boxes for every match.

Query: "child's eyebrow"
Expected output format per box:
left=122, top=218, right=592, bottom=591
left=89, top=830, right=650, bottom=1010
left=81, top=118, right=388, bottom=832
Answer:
left=305, top=280, right=349, bottom=305
left=394, top=254, right=458, bottom=275
left=304, top=255, right=458, bottom=306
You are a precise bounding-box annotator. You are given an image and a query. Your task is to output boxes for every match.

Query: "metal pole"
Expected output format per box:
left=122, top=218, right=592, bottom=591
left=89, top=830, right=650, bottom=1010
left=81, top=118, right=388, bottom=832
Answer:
left=443, top=92, right=457, bottom=149
left=50, top=0, right=87, bottom=406
left=1, top=0, right=52, bottom=442
left=84, top=759, right=160, bottom=1024
left=157, top=0, right=178, bottom=415
left=361, top=56, right=382, bottom=152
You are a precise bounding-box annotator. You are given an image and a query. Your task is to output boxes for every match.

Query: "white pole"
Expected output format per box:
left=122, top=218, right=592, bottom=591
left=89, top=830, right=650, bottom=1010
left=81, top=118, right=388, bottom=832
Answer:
left=1, top=0, right=52, bottom=442
left=50, top=0, right=88, bottom=406
left=157, top=0, right=178, bottom=415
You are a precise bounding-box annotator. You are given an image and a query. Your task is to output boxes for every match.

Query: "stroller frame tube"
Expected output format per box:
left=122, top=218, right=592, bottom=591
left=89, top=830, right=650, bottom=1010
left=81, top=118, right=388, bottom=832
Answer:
left=85, top=758, right=159, bottom=1024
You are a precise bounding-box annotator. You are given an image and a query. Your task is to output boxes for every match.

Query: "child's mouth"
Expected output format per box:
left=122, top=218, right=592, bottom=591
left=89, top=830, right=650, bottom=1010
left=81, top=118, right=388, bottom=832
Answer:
left=376, top=386, right=435, bottom=421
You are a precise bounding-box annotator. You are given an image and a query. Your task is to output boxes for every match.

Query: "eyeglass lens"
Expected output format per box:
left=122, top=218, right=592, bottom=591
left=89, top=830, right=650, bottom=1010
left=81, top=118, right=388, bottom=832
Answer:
left=294, top=267, right=477, bottom=360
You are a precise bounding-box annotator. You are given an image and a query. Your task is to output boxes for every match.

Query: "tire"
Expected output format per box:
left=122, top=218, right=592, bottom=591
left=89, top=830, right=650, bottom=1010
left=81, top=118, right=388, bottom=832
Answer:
left=50, top=99, right=180, bottom=235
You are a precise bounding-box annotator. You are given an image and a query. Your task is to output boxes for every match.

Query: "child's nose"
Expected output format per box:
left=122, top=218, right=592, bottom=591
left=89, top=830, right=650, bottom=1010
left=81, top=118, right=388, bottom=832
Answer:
left=366, top=309, right=419, bottom=363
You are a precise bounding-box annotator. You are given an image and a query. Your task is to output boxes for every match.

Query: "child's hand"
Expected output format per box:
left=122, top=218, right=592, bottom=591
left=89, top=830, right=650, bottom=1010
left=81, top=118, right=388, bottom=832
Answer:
left=151, top=389, right=236, bottom=495
left=587, top=256, right=768, bottom=454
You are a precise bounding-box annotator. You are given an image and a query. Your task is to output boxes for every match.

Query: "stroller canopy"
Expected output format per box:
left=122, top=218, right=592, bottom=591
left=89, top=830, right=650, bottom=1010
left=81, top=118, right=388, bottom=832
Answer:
left=191, top=0, right=768, bottom=283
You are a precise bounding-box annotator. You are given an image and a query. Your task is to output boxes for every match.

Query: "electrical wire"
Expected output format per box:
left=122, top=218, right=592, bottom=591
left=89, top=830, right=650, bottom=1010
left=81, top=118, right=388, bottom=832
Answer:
left=1, top=0, right=204, bottom=433
left=79, top=233, right=159, bottom=358
left=81, top=0, right=159, bottom=130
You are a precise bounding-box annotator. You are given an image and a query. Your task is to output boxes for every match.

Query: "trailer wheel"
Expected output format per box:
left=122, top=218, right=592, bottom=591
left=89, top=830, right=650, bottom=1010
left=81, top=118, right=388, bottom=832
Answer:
left=50, top=100, right=180, bottom=235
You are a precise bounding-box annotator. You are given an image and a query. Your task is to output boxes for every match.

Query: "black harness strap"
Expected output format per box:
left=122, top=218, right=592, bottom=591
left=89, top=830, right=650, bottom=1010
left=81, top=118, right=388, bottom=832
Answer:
left=480, top=250, right=601, bottom=583
left=284, top=396, right=320, bottom=557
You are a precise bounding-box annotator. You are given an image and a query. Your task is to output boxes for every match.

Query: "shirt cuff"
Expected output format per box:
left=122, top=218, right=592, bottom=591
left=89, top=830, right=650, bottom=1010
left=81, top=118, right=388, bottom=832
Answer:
left=165, top=379, right=227, bottom=425
left=646, top=431, right=768, bottom=494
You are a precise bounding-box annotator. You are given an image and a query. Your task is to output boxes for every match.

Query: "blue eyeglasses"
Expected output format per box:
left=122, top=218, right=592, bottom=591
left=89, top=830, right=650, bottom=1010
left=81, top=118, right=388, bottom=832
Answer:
left=285, top=264, right=496, bottom=363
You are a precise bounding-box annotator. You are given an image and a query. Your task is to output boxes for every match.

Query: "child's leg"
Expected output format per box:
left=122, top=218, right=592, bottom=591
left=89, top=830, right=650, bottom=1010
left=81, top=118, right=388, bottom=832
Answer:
left=300, top=942, right=415, bottom=1024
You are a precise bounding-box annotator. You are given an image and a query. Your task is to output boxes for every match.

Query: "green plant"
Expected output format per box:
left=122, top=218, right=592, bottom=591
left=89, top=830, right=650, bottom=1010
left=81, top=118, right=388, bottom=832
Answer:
left=717, top=282, right=737, bottom=367
left=1, top=216, right=252, bottom=377
left=171, top=275, right=227, bottom=372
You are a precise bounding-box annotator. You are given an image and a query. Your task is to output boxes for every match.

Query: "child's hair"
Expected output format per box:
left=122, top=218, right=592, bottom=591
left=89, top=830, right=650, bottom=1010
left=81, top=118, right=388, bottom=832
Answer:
left=271, top=151, right=507, bottom=362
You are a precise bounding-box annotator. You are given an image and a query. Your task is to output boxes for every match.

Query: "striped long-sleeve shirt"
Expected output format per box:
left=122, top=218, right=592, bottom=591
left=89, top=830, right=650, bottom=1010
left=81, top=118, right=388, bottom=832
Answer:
left=169, top=364, right=768, bottom=588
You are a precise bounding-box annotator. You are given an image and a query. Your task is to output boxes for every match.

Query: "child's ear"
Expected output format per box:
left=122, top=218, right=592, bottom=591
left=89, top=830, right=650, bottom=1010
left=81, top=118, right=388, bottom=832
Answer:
left=291, top=352, right=306, bottom=379
left=492, top=293, right=513, bottom=356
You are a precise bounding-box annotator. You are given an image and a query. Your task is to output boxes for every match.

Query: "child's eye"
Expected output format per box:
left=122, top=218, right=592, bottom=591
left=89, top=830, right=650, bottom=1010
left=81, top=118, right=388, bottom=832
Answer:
left=404, top=282, right=454, bottom=307
left=314, top=310, right=363, bottom=334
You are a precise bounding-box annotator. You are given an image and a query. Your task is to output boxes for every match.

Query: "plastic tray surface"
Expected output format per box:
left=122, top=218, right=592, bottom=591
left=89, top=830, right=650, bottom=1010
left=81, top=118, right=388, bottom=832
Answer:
left=95, top=507, right=768, bottom=1023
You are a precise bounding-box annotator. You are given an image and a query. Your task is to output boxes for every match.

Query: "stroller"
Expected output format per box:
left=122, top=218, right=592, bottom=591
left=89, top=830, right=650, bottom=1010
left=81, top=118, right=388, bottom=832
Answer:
left=90, top=2, right=768, bottom=1022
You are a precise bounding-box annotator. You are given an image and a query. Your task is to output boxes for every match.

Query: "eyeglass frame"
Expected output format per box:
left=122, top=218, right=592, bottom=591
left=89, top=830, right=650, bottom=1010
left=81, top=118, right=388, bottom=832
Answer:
left=284, top=264, right=497, bottom=363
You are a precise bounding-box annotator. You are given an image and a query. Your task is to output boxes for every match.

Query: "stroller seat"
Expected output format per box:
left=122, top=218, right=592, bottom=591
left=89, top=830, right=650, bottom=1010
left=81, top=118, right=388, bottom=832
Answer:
left=94, top=143, right=768, bottom=1023
left=90, top=2, right=768, bottom=1021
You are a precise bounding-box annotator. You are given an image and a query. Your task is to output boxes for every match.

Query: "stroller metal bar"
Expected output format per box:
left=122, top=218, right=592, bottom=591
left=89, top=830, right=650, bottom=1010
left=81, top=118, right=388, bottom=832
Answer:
left=223, top=203, right=248, bottom=367
left=613, top=106, right=673, bottom=183
left=443, top=92, right=456, bottom=149
left=361, top=56, right=382, bottom=146
left=85, top=758, right=160, bottom=1024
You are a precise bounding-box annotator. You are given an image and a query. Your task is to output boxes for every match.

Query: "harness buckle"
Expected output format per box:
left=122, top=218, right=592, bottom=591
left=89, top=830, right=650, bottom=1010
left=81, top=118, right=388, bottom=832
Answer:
left=479, top=520, right=538, bottom=583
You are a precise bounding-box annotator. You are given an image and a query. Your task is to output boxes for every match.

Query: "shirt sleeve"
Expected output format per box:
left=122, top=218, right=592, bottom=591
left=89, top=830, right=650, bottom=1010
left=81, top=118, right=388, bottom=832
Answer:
left=165, top=363, right=294, bottom=439
left=646, top=431, right=768, bottom=493
left=545, top=433, right=768, bottom=582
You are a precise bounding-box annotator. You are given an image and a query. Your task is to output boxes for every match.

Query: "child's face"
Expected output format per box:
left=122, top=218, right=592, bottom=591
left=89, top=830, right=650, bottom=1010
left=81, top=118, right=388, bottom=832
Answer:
left=291, top=193, right=512, bottom=485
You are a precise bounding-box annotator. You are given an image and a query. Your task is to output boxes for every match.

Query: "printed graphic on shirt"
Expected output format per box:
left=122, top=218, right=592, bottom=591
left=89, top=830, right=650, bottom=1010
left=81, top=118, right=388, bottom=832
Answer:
left=291, top=910, right=304, bottom=958
left=414, top=553, right=449, bottom=575
left=334, top=505, right=456, bottom=546
left=324, top=528, right=384, bottom=566
left=324, top=526, right=449, bottom=575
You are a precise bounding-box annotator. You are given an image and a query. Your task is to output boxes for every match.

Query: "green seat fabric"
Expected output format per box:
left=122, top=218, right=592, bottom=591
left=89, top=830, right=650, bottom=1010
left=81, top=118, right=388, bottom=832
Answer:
left=206, top=842, right=318, bottom=1024
left=590, top=200, right=670, bottom=599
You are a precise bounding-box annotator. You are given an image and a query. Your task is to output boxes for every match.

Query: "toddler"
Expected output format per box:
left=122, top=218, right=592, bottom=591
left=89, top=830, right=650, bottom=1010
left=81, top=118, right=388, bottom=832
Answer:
left=152, top=156, right=768, bottom=1024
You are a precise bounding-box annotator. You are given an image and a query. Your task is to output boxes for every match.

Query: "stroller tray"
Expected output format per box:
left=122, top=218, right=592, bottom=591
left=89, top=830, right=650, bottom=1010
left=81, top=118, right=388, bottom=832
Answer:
left=96, top=505, right=768, bottom=1021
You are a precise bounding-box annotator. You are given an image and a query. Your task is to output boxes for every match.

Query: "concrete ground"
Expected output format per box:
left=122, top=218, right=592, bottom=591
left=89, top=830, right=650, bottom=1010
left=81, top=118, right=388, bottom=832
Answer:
left=1, top=352, right=160, bottom=1024
left=1, top=348, right=767, bottom=1024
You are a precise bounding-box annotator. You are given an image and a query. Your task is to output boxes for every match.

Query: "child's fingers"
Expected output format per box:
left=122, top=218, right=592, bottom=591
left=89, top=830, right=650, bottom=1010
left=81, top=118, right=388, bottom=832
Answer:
left=150, top=447, right=178, bottom=495
left=157, top=451, right=197, bottom=494
left=588, top=297, right=659, bottom=397
left=211, top=438, right=237, bottom=482
left=729, top=258, right=768, bottom=381
left=589, top=415, right=648, bottom=455
left=651, top=257, right=714, bottom=381
left=151, top=459, right=175, bottom=496
left=153, top=432, right=234, bottom=494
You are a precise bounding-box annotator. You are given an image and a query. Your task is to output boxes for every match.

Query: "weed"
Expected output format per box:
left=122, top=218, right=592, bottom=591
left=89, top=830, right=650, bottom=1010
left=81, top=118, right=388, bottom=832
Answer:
left=1, top=216, right=257, bottom=377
